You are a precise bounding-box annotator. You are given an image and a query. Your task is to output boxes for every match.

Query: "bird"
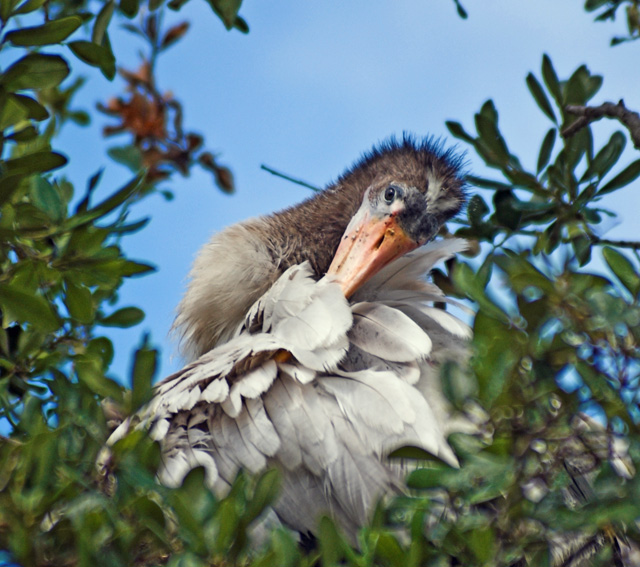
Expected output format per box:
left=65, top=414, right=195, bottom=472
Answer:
left=107, top=136, right=471, bottom=542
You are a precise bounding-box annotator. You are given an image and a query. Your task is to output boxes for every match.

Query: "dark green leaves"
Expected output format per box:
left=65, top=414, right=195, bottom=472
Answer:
left=527, top=72, right=556, bottom=123
left=452, top=56, right=640, bottom=272
left=582, top=130, right=626, bottom=181
left=130, top=339, right=157, bottom=412
left=537, top=128, right=557, bottom=173
left=119, top=0, right=140, bottom=17
left=206, top=0, right=248, bottom=32
left=64, top=280, right=94, bottom=323
left=563, top=65, right=603, bottom=106
left=585, top=0, right=611, bottom=11
left=99, top=306, right=145, bottom=328
left=445, top=120, right=475, bottom=143
left=452, top=0, right=468, bottom=19
left=0, top=285, right=60, bottom=333
left=92, top=0, right=115, bottom=44
left=66, top=173, right=143, bottom=229
left=75, top=353, right=123, bottom=400
left=30, top=176, right=66, bottom=222
left=11, top=0, right=46, bottom=15
left=542, top=54, right=563, bottom=108
left=5, top=15, right=81, bottom=46
left=68, top=41, right=116, bottom=80
left=602, top=247, right=640, bottom=296
left=597, top=158, right=640, bottom=195
left=1, top=53, right=70, bottom=90
left=4, top=150, right=68, bottom=175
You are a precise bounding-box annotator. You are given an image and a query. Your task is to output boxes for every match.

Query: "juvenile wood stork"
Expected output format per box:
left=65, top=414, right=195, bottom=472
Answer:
left=109, top=136, right=471, bottom=541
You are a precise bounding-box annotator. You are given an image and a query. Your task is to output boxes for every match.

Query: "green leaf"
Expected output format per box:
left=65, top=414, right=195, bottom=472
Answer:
left=453, top=261, right=508, bottom=322
left=109, top=216, right=150, bottom=234
left=318, top=516, right=346, bottom=565
left=582, top=131, right=626, bottom=182
left=467, top=194, right=490, bottom=225
left=214, top=498, right=239, bottom=552
left=66, top=173, right=143, bottom=228
left=602, top=247, right=640, bottom=296
left=465, top=174, right=512, bottom=191
left=92, top=0, right=115, bottom=44
left=12, top=0, right=47, bottom=15
left=4, top=151, right=67, bottom=175
left=526, top=73, right=556, bottom=123
left=406, top=465, right=451, bottom=489
left=130, top=341, right=157, bottom=412
left=30, top=176, right=65, bottom=222
left=246, top=469, right=280, bottom=523
left=541, top=54, right=562, bottom=108
left=68, top=40, right=116, bottom=80
left=563, top=65, right=601, bottom=106
left=388, top=445, right=454, bottom=467
left=99, top=306, right=145, bottom=328
left=0, top=285, right=60, bottom=333
left=12, top=94, right=49, bottom=121
left=445, top=120, right=475, bottom=143
left=571, top=234, right=591, bottom=266
left=87, top=336, right=114, bottom=367
left=597, top=159, right=640, bottom=195
left=453, top=0, right=467, bottom=19
left=5, top=16, right=81, bottom=46
left=167, top=0, right=190, bottom=9
left=207, top=0, right=242, bottom=29
left=0, top=173, right=26, bottom=206
left=5, top=124, right=38, bottom=142
left=537, top=128, right=557, bottom=173
left=2, top=53, right=70, bottom=91
left=585, top=0, right=610, bottom=11
left=374, top=532, right=406, bottom=566
left=119, top=0, right=140, bottom=17
left=468, top=526, right=496, bottom=563
left=107, top=144, right=143, bottom=171
left=0, top=0, right=20, bottom=21
left=493, top=190, right=522, bottom=230
left=233, top=15, right=249, bottom=33
left=0, top=94, right=29, bottom=129
left=474, top=101, right=510, bottom=165
left=74, top=354, right=123, bottom=400
left=64, top=280, right=94, bottom=323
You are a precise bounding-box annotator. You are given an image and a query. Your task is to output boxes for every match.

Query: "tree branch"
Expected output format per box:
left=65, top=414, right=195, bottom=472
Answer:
left=563, top=100, right=640, bottom=149
left=260, top=164, right=321, bottom=192
left=593, top=237, right=640, bottom=250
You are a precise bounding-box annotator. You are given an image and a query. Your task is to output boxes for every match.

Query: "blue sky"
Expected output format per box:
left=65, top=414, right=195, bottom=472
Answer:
left=56, top=1, right=639, bottom=384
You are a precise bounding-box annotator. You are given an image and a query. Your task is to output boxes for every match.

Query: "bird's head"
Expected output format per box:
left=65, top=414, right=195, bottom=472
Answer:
left=175, top=135, right=465, bottom=359
left=318, top=136, right=466, bottom=296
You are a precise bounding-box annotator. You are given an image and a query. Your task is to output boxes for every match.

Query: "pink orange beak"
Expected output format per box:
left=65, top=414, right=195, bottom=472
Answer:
left=327, top=206, right=419, bottom=298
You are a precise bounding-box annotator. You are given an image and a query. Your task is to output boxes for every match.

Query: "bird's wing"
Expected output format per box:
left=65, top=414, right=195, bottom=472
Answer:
left=107, top=245, right=467, bottom=537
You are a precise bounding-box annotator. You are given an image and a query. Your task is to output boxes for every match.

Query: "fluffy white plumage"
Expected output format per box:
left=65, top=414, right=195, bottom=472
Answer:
left=108, top=238, right=470, bottom=539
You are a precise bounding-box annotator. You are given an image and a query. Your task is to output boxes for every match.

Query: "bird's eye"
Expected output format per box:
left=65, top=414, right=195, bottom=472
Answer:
left=383, top=186, right=396, bottom=204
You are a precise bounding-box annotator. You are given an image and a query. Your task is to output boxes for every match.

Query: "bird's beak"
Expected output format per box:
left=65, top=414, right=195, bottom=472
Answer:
left=327, top=205, right=419, bottom=298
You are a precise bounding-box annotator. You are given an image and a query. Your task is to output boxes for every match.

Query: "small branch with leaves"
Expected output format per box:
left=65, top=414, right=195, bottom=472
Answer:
left=563, top=100, right=640, bottom=149
left=99, top=13, right=234, bottom=196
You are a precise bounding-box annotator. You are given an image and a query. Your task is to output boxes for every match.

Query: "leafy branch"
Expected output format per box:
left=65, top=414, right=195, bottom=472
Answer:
left=563, top=100, right=640, bottom=149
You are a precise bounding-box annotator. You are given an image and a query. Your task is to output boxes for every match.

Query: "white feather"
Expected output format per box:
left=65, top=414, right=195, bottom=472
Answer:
left=350, top=302, right=433, bottom=361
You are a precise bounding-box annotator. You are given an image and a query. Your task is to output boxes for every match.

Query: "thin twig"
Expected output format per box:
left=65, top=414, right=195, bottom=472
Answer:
left=593, top=237, right=640, bottom=250
left=260, top=164, right=321, bottom=192
left=563, top=100, right=640, bottom=149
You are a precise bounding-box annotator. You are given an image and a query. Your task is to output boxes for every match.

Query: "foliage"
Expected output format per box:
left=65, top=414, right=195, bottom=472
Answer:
left=584, top=0, right=640, bottom=45
left=1, top=2, right=640, bottom=567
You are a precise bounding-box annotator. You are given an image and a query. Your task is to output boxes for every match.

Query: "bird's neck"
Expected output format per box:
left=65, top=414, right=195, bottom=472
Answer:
left=173, top=180, right=365, bottom=361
